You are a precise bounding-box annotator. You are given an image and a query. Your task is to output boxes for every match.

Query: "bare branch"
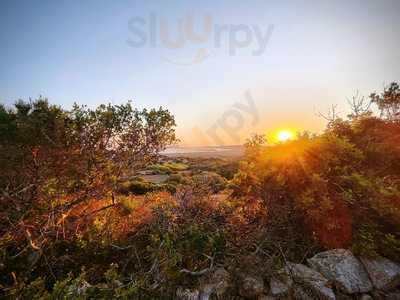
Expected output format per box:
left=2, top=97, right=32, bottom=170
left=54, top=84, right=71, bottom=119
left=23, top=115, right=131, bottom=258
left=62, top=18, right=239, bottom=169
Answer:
left=347, top=90, right=371, bottom=118
left=316, top=104, right=340, bottom=122
left=180, top=254, right=214, bottom=276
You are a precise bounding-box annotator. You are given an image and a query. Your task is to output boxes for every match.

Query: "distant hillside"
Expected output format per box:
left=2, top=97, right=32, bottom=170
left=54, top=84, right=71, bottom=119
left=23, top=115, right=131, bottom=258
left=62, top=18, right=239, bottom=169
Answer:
left=162, top=145, right=244, bottom=158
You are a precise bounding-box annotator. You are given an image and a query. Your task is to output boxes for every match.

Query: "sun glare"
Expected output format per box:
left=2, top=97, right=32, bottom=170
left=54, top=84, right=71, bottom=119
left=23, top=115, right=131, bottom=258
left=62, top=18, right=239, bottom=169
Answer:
left=277, top=130, right=294, bottom=142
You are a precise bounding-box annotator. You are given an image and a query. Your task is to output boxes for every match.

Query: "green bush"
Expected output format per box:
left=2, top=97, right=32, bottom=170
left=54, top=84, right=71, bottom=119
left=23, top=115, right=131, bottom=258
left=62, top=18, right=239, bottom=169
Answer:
left=147, top=163, right=172, bottom=174
left=118, top=179, right=159, bottom=195
left=192, top=171, right=227, bottom=193
left=147, top=162, right=188, bottom=174
left=164, top=162, right=188, bottom=171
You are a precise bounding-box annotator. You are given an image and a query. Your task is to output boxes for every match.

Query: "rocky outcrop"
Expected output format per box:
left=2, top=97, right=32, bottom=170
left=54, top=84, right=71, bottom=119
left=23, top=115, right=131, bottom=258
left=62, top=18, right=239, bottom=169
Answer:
left=238, top=274, right=264, bottom=298
left=177, top=249, right=400, bottom=299
left=308, top=249, right=372, bottom=294
left=360, top=257, right=400, bottom=291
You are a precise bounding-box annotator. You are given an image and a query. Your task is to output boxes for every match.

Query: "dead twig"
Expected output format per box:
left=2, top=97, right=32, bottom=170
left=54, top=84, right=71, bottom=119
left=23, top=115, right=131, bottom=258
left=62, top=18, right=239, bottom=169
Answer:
left=180, top=253, right=214, bottom=276
left=111, top=244, right=134, bottom=250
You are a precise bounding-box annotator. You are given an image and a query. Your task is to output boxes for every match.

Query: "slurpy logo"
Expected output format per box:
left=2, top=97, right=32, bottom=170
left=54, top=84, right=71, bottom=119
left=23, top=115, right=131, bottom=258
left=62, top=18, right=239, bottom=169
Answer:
left=127, top=13, right=274, bottom=65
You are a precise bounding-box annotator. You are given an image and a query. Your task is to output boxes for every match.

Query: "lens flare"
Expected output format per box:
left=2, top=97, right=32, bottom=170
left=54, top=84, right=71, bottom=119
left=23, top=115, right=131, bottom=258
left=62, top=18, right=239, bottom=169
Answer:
left=277, top=130, right=294, bottom=142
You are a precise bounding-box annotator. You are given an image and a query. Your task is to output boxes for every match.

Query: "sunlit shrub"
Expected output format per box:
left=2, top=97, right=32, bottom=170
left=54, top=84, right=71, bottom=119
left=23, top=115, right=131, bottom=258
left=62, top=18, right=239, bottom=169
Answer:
left=192, top=171, right=227, bottom=193
left=233, top=121, right=400, bottom=259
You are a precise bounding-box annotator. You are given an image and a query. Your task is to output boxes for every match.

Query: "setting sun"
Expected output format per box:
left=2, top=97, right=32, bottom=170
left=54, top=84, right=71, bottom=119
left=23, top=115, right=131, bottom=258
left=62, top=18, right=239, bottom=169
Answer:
left=277, top=130, right=295, bottom=142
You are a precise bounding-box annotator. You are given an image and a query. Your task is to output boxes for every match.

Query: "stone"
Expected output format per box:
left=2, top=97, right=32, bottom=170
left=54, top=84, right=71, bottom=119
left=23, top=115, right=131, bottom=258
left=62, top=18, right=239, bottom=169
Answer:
left=177, top=268, right=230, bottom=300
left=258, top=295, right=276, bottom=300
left=361, top=257, right=400, bottom=291
left=199, top=267, right=230, bottom=300
left=308, top=249, right=372, bottom=294
left=383, top=289, right=400, bottom=300
left=292, top=285, right=314, bottom=300
left=371, top=289, right=386, bottom=300
left=238, top=274, right=264, bottom=298
left=269, top=275, right=291, bottom=297
left=285, top=263, right=336, bottom=300
left=269, top=263, right=335, bottom=300
left=198, top=284, right=214, bottom=300
left=176, top=287, right=200, bottom=300
left=360, top=294, right=373, bottom=300
left=335, top=292, right=353, bottom=300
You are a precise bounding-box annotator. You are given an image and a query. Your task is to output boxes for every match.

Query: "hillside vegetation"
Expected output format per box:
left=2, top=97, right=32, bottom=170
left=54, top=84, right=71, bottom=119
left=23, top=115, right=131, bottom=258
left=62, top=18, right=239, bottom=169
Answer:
left=0, top=83, right=399, bottom=299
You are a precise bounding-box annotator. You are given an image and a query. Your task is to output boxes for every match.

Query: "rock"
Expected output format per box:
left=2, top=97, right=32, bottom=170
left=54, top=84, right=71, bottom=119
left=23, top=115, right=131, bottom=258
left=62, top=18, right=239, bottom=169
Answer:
left=198, top=285, right=213, bottom=300
left=361, top=257, right=400, bottom=291
left=199, top=267, right=230, bottom=300
left=383, top=289, right=400, bottom=300
left=269, top=263, right=335, bottom=299
left=369, top=289, right=400, bottom=300
left=258, top=295, right=276, bottom=300
left=371, top=290, right=386, bottom=300
left=285, top=263, right=336, bottom=300
left=238, top=274, right=264, bottom=298
left=335, top=292, right=353, bottom=300
left=177, top=268, right=229, bottom=300
left=292, top=285, right=314, bottom=300
left=269, top=275, right=292, bottom=297
left=176, top=287, right=200, bottom=300
left=308, top=249, right=372, bottom=294
left=360, top=294, right=373, bottom=300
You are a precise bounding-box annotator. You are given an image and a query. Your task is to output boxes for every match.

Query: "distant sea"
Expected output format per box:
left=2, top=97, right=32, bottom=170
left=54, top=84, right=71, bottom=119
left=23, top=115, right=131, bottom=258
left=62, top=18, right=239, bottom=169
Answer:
left=162, top=145, right=244, bottom=158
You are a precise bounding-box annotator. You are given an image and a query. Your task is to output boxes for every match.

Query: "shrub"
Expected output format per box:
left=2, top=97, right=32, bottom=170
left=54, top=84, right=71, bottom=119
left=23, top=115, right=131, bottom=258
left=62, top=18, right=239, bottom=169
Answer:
left=147, top=162, right=188, bottom=174
left=192, top=171, right=227, bottom=193
left=232, top=94, right=400, bottom=260
left=147, top=163, right=172, bottom=174
left=118, top=179, right=159, bottom=195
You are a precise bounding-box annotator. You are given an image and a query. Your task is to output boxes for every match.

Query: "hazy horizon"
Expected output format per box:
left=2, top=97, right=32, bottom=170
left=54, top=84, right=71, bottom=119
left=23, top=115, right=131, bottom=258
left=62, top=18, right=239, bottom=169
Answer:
left=1, top=0, right=399, bottom=146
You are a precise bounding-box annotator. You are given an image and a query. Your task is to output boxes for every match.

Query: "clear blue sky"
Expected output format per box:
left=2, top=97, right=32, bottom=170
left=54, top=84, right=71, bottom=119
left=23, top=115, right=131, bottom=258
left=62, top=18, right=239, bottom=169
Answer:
left=1, top=0, right=399, bottom=145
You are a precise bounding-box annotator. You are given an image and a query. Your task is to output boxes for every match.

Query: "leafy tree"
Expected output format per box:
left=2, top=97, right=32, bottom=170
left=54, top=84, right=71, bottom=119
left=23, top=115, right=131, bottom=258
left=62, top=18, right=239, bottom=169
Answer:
left=370, top=82, right=400, bottom=121
left=0, top=98, right=177, bottom=229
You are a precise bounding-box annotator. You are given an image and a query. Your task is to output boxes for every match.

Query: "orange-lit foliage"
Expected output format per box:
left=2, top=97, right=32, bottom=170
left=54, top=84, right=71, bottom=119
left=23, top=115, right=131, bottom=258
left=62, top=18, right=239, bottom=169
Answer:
left=233, top=105, right=400, bottom=258
left=303, top=193, right=352, bottom=249
left=1, top=84, right=400, bottom=297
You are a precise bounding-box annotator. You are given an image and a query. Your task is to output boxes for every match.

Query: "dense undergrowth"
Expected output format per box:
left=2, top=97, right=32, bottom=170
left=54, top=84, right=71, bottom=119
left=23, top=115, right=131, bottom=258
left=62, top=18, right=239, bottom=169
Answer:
left=0, top=83, right=399, bottom=299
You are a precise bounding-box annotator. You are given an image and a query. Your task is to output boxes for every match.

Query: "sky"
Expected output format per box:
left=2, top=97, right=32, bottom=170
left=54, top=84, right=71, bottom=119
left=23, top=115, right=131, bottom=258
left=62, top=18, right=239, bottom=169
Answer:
left=1, top=0, right=399, bottom=145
